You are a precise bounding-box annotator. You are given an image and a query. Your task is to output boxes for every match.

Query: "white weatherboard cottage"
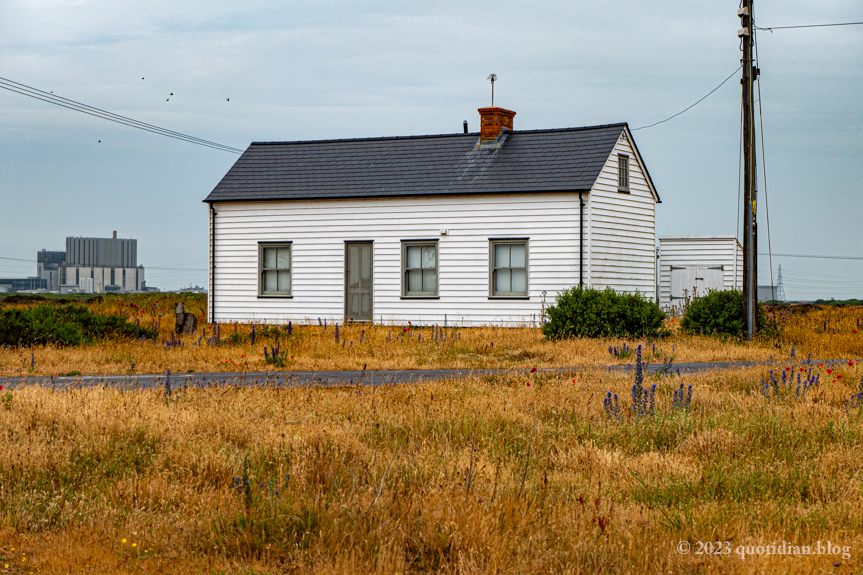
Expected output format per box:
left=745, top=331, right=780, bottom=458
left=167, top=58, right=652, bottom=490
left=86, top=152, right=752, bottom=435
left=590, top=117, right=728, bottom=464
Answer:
left=204, top=106, right=660, bottom=326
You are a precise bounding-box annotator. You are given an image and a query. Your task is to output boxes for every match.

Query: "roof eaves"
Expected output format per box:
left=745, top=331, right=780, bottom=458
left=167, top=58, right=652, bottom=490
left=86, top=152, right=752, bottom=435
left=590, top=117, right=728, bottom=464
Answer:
left=202, top=187, right=595, bottom=204
left=622, top=124, right=661, bottom=203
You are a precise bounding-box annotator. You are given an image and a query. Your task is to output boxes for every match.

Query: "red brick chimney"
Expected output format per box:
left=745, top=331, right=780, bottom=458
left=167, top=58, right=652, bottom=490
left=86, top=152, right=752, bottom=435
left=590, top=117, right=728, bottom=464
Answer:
left=478, top=107, right=516, bottom=142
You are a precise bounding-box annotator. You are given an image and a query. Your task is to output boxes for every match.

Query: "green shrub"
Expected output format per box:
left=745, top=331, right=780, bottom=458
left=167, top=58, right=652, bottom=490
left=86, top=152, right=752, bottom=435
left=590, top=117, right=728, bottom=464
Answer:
left=679, top=289, right=770, bottom=337
left=0, top=304, right=157, bottom=347
left=542, top=287, right=666, bottom=339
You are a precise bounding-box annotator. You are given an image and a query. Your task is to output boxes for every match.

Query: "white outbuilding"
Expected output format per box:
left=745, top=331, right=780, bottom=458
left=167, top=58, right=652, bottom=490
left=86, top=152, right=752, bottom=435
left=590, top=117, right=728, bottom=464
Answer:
left=204, top=106, right=661, bottom=326
left=658, top=235, right=743, bottom=310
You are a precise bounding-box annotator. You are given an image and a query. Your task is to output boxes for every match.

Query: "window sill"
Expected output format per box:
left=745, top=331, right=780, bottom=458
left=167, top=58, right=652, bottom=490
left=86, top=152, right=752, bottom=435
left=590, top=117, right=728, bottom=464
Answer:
left=400, top=295, right=440, bottom=300
left=257, top=294, right=293, bottom=299
left=488, top=295, right=530, bottom=300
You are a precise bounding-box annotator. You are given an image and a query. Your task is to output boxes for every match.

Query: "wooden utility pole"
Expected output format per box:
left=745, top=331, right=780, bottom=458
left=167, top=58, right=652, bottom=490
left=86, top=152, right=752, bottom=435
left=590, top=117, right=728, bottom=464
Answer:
left=739, top=0, right=758, bottom=339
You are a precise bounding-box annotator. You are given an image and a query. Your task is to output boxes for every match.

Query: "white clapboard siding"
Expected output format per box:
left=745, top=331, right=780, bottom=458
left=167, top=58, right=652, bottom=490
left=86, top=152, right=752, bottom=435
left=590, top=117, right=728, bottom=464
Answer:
left=658, top=236, right=743, bottom=309
left=210, top=193, right=585, bottom=326
left=587, top=130, right=658, bottom=297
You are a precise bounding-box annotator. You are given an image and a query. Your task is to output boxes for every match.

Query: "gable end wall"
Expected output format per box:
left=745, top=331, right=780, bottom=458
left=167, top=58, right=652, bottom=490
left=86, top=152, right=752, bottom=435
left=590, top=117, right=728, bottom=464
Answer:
left=587, top=131, right=657, bottom=297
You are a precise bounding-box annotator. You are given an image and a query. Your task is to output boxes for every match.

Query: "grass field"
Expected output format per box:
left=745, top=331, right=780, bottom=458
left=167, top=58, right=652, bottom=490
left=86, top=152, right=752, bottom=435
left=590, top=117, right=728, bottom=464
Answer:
left=1, top=294, right=862, bottom=573
left=1, top=294, right=861, bottom=377
left=2, top=362, right=863, bottom=573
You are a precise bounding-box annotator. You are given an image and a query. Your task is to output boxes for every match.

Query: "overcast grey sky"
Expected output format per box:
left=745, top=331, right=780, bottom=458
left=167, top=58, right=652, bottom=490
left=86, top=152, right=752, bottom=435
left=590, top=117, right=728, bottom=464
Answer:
left=1, top=1, right=861, bottom=299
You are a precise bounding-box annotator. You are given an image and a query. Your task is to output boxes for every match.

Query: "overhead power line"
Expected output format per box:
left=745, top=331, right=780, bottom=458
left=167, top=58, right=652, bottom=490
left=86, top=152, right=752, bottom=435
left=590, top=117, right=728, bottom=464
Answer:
left=0, top=76, right=244, bottom=154
left=632, top=66, right=741, bottom=131
left=758, top=252, right=863, bottom=261
left=756, top=21, right=863, bottom=31
left=0, top=255, right=205, bottom=272
left=0, top=255, right=37, bottom=263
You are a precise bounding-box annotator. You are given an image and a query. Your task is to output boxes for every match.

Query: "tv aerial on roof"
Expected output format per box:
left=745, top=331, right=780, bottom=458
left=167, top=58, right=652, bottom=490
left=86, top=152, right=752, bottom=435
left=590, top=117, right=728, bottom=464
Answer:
left=486, top=73, right=497, bottom=106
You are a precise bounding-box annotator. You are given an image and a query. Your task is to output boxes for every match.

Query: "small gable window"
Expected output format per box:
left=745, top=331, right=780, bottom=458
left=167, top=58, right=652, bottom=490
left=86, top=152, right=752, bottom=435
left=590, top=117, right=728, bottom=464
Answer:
left=618, top=154, right=630, bottom=192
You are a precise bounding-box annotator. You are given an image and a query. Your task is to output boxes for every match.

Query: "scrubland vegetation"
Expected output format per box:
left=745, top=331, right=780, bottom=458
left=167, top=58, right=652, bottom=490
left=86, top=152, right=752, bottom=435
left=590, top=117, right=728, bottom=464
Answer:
left=0, top=293, right=860, bottom=377
left=1, top=293, right=862, bottom=573
left=2, top=362, right=863, bottom=573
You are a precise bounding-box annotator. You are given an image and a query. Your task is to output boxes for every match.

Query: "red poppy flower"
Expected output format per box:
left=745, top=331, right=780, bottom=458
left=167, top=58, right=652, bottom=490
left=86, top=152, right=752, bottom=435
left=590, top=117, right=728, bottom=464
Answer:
left=853, top=330, right=858, bottom=334
left=827, top=368, right=833, bottom=374
left=819, top=363, right=824, bottom=367
left=785, top=367, right=791, bottom=371
left=241, top=354, right=245, bottom=358
left=290, top=355, right=294, bottom=359
left=0, top=385, right=3, bottom=391
left=799, top=367, right=805, bottom=372
left=526, top=382, right=531, bottom=387
left=530, top=367, right=538, bottom=373
left=837, top=374, right=843, bottom=379
left=572, top=378, right=577, bottom=383
left=850, top=361, right=855, bottom=367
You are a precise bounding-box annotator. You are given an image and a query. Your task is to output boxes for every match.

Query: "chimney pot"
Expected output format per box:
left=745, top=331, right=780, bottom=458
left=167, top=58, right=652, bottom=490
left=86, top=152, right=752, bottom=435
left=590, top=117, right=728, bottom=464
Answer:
left=113, top=230, right=117, bottom=239
left=478, top=107, right=516, bottom=142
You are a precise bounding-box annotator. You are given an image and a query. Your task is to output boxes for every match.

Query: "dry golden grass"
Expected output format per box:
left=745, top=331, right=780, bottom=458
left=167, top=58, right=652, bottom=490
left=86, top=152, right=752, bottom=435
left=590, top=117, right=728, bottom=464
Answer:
left=2, top=359, right=863, bottom=573
left=2, top=294, right=860, bottom=377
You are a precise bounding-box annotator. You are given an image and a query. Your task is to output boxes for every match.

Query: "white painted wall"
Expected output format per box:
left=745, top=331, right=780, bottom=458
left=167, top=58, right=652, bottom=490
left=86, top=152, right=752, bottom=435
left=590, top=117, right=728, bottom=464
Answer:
left=587, top=130, right=658, bottom=297
left=209, top=193, right=587, bottom=326
left=658, top=236, right=743, bottom=309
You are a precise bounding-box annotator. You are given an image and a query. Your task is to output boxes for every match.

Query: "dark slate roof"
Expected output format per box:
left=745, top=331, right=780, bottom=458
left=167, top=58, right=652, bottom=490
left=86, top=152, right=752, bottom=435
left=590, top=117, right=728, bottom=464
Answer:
left=205, top=123, right=630, bottom=202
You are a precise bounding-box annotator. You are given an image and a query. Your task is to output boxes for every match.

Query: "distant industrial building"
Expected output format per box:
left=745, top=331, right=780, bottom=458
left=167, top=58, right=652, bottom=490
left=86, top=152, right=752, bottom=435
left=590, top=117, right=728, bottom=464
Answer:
left=61, top=232, right=145, bottom=293
left=1, top=231, right=147, bottom=294
left=0, top=277, right=47, bottom=293
left=37, top=250, right=66, bottom=291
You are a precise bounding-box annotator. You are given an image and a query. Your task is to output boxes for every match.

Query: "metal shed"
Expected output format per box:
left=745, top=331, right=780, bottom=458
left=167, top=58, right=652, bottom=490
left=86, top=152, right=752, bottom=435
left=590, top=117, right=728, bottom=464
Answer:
left=658, top=236, right=742, bottom=310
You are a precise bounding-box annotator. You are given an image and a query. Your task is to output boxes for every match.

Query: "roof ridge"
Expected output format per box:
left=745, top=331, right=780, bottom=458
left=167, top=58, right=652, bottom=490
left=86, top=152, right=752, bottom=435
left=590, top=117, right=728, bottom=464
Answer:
left=249, top=123, right=628, bottom=147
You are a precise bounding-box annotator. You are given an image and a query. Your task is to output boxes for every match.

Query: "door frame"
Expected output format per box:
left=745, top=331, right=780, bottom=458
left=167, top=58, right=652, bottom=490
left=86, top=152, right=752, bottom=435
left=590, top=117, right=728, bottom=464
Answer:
left=344, top=240, right=374, bottom=323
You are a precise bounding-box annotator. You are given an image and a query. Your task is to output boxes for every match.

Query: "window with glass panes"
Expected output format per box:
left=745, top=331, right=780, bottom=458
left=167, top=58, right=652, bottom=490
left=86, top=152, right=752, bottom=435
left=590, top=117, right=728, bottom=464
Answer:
left=490, top=240, right=528, bottom=297
left=402, top=241, right=438, bottom=297
left=618, top=154, right=630, bottom=192
left=259, top=243, right=292, bottom=296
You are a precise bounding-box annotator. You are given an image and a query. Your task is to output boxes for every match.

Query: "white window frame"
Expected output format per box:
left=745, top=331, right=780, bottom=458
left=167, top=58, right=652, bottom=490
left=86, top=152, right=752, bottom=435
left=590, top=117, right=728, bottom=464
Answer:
left=401, top=240, right=439, bottom=298
left=489, top=239, right=529, bottom=299
left=618, top=154, right=630, bottom=192
left=258, top=242, right=293, bottom=297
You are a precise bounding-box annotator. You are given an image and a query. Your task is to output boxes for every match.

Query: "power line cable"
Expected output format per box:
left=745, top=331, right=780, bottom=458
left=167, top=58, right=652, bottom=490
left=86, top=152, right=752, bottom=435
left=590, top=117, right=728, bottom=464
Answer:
left=0, top=255, right=206, bottom=272
left=632, top=66, right=741, bottom=131
left=754, top=26, right=777, bottom=306
left=758, top=252, right=863, bottom=261
left=0, top=77, right=243, bottom=154
left=0, top=256, right=37, bottom=263
left=756, top=21, right=863, bottom=31
left=736, top=93, right=743, bottom=242
left=0, top=76, right=243, bottom=152
left=782, top=270, right=863, bottom=281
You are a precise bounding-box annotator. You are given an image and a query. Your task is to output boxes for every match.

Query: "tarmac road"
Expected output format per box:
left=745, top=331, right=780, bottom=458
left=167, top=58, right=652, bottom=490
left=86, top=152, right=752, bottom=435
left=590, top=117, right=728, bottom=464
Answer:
left=0, top=359, right=850, bottom=390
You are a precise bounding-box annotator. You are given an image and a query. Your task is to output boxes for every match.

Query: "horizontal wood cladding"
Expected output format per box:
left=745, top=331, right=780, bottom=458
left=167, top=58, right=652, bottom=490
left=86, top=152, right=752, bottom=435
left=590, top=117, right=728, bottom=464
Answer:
left=211, top=193, right=583, bottom=326
left=588, top=131, right=657, bottom=295
left=658, top=237, right=743, bottom=308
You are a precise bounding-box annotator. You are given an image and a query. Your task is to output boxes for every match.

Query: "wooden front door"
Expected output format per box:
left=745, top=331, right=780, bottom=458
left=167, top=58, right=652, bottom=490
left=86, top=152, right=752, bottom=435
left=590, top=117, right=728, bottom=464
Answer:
left=345, top=242, right=373, bottom=322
